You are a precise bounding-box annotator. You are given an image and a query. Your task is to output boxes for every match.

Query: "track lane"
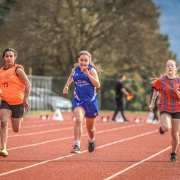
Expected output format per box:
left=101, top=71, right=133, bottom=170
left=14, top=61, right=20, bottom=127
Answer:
left=0, top=125, right=164, bottom=178
left=0, top=112, right=179, bottom=180
left=0, top=130, right=173, bottom=180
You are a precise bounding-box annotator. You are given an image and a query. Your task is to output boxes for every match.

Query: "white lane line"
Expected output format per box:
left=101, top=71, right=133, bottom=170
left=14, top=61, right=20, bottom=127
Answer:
left=8, top=122, right=145, bottom=138
left=7, top=124, right=146, bottom=151
left=0, top=153, right=76, bottom=177
left=97, top=130, right=158, bottom=149
left=0, top=129, right=157, bottom=177
left=97, top=123, right=145, bottom=134
left=8, top=120, right=110, bottom=130
left=10, top=122, right=73, bottom=130
left=8, top=127, right=73, bottom=137
left=104, top=146, right=171, bottom=180
left=8, top=135, right=74, bottom=150
left=7, top=121, right=74, bottom=130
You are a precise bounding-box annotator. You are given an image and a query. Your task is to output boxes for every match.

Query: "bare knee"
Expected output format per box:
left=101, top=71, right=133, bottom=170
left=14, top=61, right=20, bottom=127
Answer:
left=172, top=132, right=179, bottom=141
left=87, top=126, right=96, bottom=134
left=75, top=117, right=83, bottom=125
left=90, top=127, right=96, bottom=132
left=11, top=117, right=21, bottom=133
left=162, top=125, right=171, bottom=132
left=1, top=120, right=8, bottom=129
left=12, top=127, right=20, bottom=133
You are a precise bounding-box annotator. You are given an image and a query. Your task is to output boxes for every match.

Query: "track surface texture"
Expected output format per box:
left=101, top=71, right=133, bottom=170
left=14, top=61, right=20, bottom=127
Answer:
left=0, top=112, right=179, bottom=180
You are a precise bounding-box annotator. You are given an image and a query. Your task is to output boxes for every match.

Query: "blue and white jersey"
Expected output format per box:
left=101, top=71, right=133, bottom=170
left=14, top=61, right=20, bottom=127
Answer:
left=73, top=66, right=97, bottom=102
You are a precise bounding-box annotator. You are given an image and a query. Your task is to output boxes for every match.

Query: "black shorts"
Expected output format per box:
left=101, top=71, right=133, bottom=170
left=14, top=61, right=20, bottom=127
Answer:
left=0, top=101, right=24, bottom=118
left=160, top=111, right=180, bottom=119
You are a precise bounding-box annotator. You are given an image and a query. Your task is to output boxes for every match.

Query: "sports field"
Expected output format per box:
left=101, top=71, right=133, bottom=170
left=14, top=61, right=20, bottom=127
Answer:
left=0, top=111, right=179, bottom=180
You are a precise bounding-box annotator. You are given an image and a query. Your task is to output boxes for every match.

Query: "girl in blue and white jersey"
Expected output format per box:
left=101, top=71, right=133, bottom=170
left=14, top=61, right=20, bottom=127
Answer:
left=63, top=50, right=102, bottom=154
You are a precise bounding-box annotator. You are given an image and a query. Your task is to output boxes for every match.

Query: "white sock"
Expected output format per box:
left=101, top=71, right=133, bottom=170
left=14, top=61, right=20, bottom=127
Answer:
left=74, top=141, right=80, bottom=147
left=88, top=137, right=95, bottom=143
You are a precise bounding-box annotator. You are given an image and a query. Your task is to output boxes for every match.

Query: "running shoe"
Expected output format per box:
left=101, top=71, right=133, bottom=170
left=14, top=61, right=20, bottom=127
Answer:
left=111, top=119, right=124, bottom=123
left=170, top=152, right=178, bottom=162
left=111, top=120, right=116, bottom=123
left=88, top=141, right=95, bottom=153
left=152, top=119, right=158, bottom=124
left=71, top=145, right=81, bottom=154
left=124, top=119, right=130, bottom=123
left=0, top=148, right=8, bottom=157
left=159, top=127, right=164, bottom=134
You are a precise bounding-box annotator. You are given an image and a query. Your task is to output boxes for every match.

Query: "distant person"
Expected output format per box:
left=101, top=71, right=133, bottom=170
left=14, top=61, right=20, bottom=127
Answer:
left=63, top=50, right=102, bottom=154
left=0, top=48, right=31, bottom=157
left=112, top=75, right=130, bottom=123
left=149, top=59, right=180, bottom=162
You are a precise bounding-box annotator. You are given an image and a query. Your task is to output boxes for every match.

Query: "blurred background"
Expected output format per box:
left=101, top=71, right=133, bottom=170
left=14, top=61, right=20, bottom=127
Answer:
left=0, top=0, right=179, bottom=112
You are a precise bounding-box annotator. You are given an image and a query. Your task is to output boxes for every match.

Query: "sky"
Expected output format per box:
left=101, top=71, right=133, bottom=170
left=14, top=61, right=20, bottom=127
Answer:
left=153, top=0, right=180, bottom=61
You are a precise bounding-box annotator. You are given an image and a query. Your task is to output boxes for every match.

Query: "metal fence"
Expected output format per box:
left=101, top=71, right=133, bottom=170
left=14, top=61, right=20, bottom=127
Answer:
left=27, top=75, right=150, bottom=112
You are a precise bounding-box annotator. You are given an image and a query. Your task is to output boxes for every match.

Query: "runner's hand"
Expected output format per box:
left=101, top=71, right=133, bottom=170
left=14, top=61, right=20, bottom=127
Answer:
left=149, top=103, right=155, bottom=112
left=81, top=67, right=89, bottom=76
left=63, top=86, right=69, bottom=94
left=23, top=99, right=31, bottom=111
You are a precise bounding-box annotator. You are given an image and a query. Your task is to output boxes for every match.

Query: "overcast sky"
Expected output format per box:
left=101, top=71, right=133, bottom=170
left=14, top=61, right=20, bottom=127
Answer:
left=153, top=0, right=180, bottom=61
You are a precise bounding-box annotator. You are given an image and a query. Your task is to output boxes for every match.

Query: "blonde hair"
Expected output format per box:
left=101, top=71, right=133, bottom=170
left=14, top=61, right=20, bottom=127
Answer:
left=74, top=50, right=103, bottom=74
left=150, top=59, right=179, bottom=84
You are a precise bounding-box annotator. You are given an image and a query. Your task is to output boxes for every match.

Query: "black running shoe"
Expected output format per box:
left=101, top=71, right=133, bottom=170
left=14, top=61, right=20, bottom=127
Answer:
left=159, top=127, right=164, bottom=134
left=124, top=119, right=130, bottom=123
left=71, top=145, right=81, bottom=154
left=88, top=141, right=95, bottom=153
left=111, top=120, right=116, bottom=123
left=170, top=152, right=178, bottom=162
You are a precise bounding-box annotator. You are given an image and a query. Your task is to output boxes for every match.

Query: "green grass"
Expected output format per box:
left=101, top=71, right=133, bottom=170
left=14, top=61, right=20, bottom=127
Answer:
left=125, top=111, right=149, bottom=114
left=25, top=110, right=149, bottom=116
left=25, top=110, right=54, bottom=116
left=99, top=110, right=149, bottom=114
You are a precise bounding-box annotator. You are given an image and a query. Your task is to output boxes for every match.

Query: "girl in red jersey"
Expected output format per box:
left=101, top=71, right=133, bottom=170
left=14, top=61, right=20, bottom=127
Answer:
left=0, top=48, right=31, bottom=157
left=149, top=60, right=180, bottom=162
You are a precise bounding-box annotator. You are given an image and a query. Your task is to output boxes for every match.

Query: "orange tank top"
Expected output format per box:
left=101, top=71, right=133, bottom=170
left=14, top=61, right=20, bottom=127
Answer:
left=0, top=64, right=25, bottom=105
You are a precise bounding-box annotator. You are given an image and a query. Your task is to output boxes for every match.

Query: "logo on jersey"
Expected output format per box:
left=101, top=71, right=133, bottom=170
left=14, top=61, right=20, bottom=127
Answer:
left=75, top=80, right=90, bottom=87
left=6, top=73, right=10, bottom=78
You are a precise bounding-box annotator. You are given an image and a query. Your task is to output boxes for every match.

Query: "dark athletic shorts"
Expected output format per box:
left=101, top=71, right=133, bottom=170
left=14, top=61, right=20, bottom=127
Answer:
left=160, top=111, right=180, bottom=119
left=0, top=101, right=24, bottom=118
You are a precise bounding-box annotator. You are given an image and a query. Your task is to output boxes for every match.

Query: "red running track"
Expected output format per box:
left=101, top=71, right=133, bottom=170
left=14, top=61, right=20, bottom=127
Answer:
left=0, top=112, right=179, bottom=180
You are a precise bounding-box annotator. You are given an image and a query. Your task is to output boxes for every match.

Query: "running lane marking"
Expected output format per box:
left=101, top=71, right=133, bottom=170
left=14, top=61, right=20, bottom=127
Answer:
left=8, top=123, right=145, bottom=137
left=12, top=122, right=73, bottom=129
left=0, top=129, right=157, bottom=177
left=103, top=146, right=171, bottom=180
left=8, top=124, right=145, bottom=150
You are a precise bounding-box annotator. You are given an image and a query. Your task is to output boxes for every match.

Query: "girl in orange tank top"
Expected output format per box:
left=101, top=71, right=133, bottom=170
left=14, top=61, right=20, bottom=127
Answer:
left=0, top=48, right=31, bottom=157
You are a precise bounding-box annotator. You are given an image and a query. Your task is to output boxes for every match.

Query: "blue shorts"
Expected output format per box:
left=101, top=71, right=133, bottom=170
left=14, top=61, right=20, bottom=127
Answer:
left=72, top=97, right=98, bottom=118
left=0, top=101, right=24, bottom=118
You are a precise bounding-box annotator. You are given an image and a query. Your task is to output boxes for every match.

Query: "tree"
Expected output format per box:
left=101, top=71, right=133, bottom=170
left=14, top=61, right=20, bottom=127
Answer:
left=0, top=0, right=176, bottom=79
left=0, top=0, right=15, bottom=25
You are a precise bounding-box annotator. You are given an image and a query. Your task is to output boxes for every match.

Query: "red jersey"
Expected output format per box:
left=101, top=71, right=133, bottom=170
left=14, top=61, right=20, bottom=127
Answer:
left=0, top=64, right=25, bottom=105
left=153, top=76, right=180, bottom=113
